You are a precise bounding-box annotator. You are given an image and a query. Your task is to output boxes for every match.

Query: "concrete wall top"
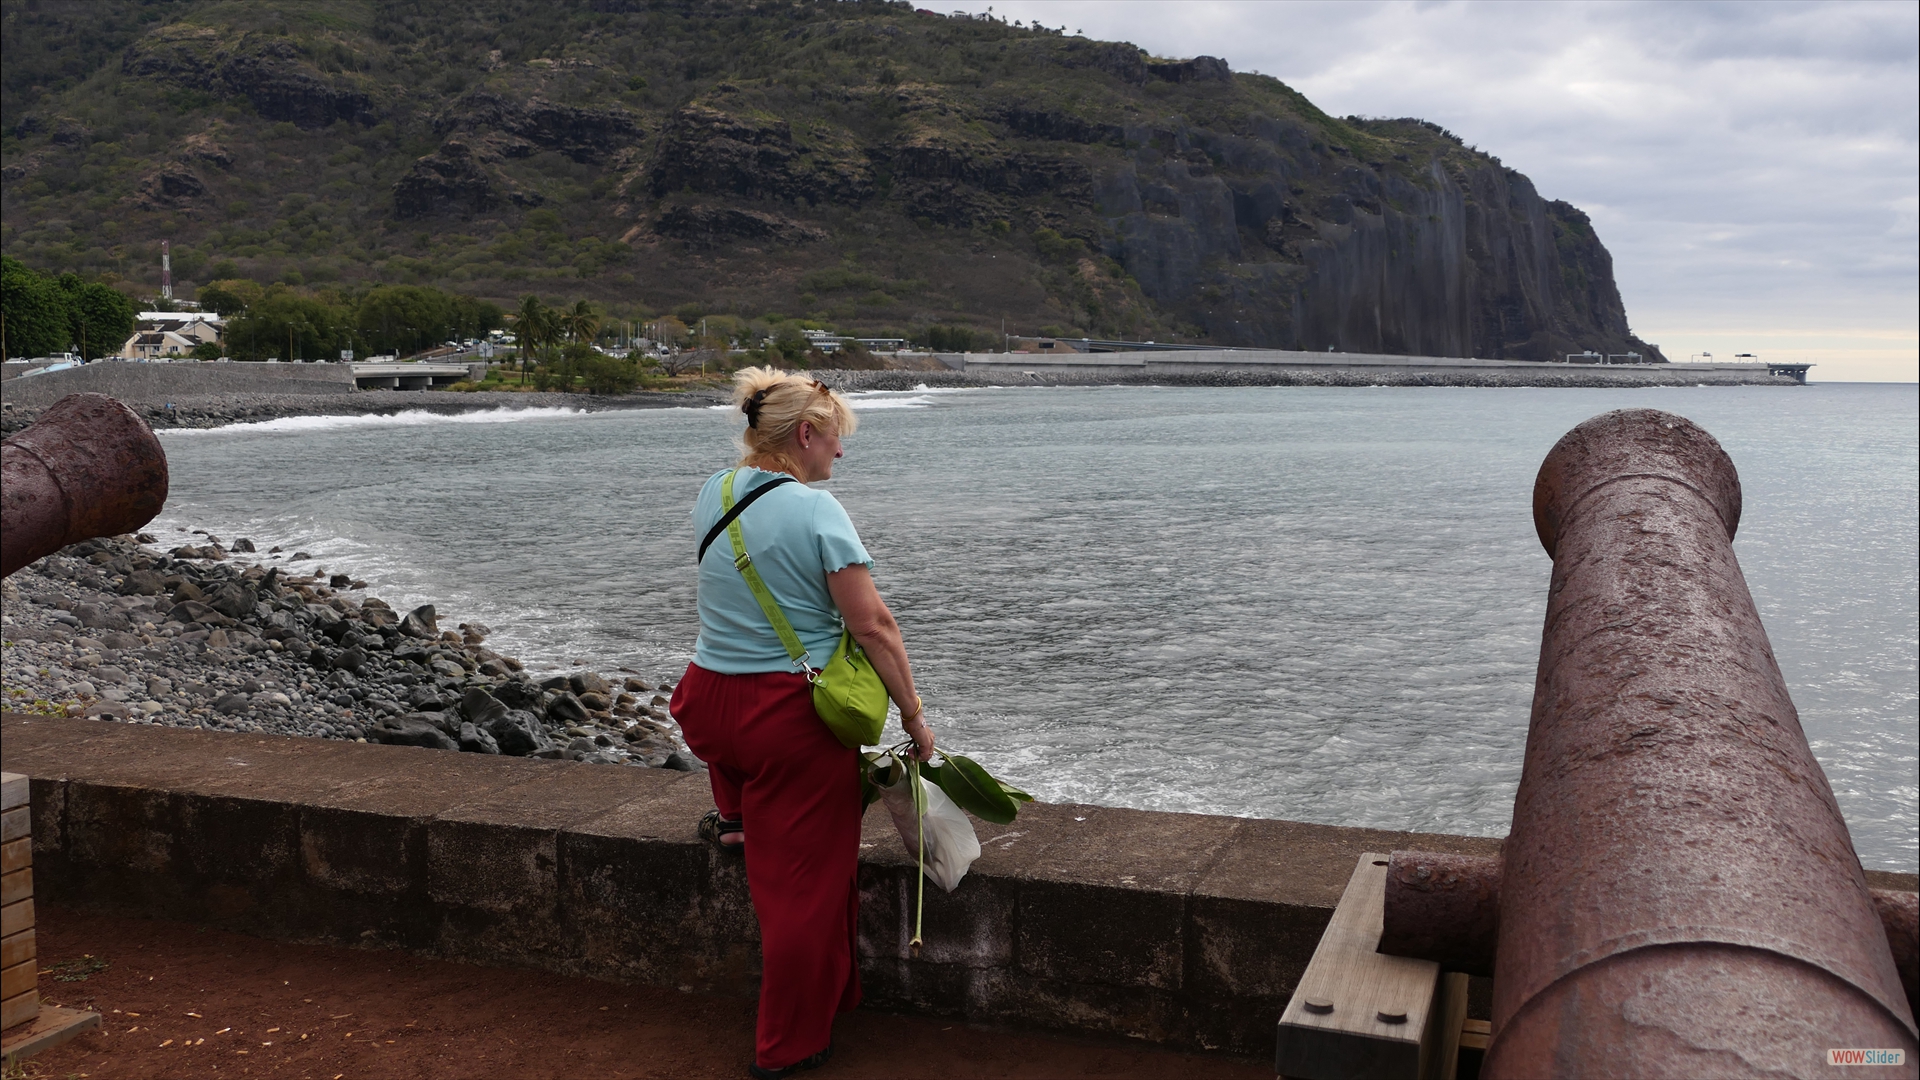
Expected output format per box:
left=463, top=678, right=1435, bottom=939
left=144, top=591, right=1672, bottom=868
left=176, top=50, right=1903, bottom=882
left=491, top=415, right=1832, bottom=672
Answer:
left=0, top=362, right=355, bottom=409
left=8, top=714, right=1907, bottom=1055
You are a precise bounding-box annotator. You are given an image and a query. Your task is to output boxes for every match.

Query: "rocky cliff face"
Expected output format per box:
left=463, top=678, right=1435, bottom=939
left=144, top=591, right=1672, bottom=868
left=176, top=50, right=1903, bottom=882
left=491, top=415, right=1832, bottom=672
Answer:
left=1094, top=115, right=1653, bottom=359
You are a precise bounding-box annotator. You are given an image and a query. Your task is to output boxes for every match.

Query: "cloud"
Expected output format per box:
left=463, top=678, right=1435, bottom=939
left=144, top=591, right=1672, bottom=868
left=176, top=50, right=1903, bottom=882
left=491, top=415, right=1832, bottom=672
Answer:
left=944, top=1, right=1919, bottom=380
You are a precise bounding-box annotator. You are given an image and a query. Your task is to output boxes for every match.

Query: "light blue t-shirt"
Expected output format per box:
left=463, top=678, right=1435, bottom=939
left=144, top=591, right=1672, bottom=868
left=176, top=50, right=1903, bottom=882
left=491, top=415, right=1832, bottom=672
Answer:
left=692, top=467, right=873, bottom=674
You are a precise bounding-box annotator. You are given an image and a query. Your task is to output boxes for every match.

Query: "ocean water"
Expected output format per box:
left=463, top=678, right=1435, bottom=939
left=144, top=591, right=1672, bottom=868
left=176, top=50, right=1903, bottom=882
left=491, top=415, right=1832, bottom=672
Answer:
left=150, top=383, right=1919, bottom=870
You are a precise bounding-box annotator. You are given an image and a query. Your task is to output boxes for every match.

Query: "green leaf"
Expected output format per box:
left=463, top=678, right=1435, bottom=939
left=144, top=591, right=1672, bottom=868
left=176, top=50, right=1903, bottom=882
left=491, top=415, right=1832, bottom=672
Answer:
left=929, top=752, right=1020, bottom=824
left=998, top=779, right=1035, bottom=803
left=907, top=757, right=928, bottom=815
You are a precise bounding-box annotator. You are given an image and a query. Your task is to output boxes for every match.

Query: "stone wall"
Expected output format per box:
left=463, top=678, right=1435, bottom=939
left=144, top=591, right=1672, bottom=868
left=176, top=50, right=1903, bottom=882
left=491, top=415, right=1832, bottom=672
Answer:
left=5, top=715, right=1912, bottom=1055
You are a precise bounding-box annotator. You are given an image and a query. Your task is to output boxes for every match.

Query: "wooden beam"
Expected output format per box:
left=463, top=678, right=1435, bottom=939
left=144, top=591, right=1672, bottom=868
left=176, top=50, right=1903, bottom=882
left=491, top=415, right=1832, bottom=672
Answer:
left=1276, top=853, right=1445, bottom=1080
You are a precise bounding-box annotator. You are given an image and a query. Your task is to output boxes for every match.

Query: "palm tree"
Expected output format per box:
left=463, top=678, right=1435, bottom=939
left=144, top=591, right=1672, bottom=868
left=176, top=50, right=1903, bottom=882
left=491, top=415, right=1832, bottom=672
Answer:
left=562, top=299, right=601, bottom=346
left=512, top=295, right=555, bottom=375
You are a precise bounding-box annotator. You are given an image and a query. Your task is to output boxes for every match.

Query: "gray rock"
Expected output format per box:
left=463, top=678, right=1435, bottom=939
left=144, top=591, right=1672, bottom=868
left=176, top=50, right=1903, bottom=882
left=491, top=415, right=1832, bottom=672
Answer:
left=367, top=698, right=403, bottom=716
left=457, top=721, right=501, bottom=754
left=74, top=603, right=131, bottom=631
left=147, top=676, right=174, bottom=698
left=663, top=751, right=696, bottom=772
left=212, top=692, right=252, bottom=714
left=102, top=630, right=143, bottom=650
left=460, top=687, right=509, bottom=727
left=429, top=658, right=464, bottom=678
left=493, top=680, right=542, bottom=708
left=578, top=691, right=611, bottom=712
left=92, top=665, right=129, bottom=684
left=485, top=710, right=550, bottom=756
left=121, top=570, right=166, bottom=596
left=369, top=714, right=456, bottom=750
left=231, top=538, right=256, bottom=552
left=333, top=646, right=368, bottom=673
left=477, top=658, right=511, bottom=677
left=569, top=672, right=610, bottom=697
left=207, top=582, right=256, bottom=620
left=400, top=604, right=439, bottom=639
left=85, top=700, right=132, bottom=718
left=406, top=686, right=446, bottom=711
left=546, top=691, right=589, bottom=726
left=566, top=736, right=599, bottom=754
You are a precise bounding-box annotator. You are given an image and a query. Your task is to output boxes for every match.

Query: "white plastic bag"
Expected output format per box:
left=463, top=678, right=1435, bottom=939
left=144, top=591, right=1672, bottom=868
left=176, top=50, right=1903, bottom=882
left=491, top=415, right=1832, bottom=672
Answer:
left=877, top=765, right=981, bottom=892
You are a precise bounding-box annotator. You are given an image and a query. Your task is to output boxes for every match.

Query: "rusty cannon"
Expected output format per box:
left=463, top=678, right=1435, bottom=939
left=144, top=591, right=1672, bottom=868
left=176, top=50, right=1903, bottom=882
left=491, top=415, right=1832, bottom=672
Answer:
left=1, top=393, right=169, bottom=578
left=1279, top=409, right=1917, bottom=1079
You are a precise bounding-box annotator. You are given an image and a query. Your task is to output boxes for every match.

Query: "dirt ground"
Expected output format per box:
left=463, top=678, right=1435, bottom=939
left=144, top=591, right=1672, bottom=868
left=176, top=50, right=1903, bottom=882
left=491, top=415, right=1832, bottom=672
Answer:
left=21, top=907, right=1273, bottom=1080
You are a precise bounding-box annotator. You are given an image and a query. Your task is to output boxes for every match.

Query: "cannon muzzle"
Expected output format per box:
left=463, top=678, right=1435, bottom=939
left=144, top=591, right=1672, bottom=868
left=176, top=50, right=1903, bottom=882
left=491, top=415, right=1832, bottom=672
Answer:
left=1, top=393, right=168, bottom=578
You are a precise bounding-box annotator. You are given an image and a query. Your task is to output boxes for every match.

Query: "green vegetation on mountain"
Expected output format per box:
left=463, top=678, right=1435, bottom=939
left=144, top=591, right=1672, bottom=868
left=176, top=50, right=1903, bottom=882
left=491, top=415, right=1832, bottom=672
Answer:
left=1, top=0, right=1660, bottom=360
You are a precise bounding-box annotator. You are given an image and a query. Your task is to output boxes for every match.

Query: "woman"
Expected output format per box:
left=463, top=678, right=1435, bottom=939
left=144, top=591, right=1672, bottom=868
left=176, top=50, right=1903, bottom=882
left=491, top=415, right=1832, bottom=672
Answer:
left=670, top=367, right=934, bottom=1080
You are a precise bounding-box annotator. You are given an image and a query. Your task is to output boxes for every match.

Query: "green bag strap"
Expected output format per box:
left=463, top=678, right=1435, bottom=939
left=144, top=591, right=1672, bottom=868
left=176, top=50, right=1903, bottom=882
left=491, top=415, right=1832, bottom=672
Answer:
left=722, top=469, right=816, bottom=674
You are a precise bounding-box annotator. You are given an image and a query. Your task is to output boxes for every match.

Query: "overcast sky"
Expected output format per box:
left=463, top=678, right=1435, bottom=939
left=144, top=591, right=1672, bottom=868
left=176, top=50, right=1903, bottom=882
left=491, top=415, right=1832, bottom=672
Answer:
left=946, top=0, right=1919, bottom=381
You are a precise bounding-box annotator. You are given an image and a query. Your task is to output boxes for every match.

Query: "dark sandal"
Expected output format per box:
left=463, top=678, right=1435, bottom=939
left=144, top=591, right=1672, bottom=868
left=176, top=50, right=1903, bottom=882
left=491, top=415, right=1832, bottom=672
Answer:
left=699, top=809, right=745, bottom=856
left=748, top=1042, right=832, bottom=1079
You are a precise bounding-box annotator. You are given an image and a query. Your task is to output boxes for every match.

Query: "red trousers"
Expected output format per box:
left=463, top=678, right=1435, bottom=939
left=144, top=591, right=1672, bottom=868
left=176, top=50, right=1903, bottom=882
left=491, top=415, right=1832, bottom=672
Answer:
left=671, top=663, right=862, bottom=1069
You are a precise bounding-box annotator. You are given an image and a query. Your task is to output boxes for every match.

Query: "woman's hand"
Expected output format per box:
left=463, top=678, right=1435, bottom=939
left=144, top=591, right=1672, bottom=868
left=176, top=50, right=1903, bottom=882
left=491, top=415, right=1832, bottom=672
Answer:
left=903, top=708, right=935, bottom=762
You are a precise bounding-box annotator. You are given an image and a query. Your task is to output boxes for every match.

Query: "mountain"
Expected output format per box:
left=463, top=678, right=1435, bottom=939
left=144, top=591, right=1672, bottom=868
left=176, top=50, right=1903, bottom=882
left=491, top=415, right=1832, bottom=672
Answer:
left=0, top=0, right=1662, bottom=360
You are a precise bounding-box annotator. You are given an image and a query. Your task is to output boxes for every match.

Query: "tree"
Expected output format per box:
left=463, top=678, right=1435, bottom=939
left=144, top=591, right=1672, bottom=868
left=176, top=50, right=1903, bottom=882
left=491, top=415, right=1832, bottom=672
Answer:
left=2, top=256, right=70, bottom=359
left=512, top=295, right=557, bottom=373
left=579, top=350, right=639, bottom=395
left=561, top=299, right=601, bottom=345
left=199, top=279, right=260, bottom=317
left=223, top=288, right=350, bottom=361
left=58, top=275, right=137, bottom=361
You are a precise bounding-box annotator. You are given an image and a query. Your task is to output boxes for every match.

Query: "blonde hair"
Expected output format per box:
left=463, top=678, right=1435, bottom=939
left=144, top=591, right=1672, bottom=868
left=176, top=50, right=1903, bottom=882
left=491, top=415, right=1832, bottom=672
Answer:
left=733, top=366, right=858, bottom=475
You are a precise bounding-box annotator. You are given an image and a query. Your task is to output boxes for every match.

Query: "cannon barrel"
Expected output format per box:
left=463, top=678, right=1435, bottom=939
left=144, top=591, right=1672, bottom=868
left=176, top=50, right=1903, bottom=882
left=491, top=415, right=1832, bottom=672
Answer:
left=1381, top=850, right=1920, bottom=1021
left=1467, top=408, right=1917, bottom=1077
left=1, top=393, right=168, bottom=578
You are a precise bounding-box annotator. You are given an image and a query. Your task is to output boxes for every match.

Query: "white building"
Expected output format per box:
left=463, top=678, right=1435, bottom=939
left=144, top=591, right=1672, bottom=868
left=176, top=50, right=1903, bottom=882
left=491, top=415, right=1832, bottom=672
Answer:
left=119, top=311, right=224, bottom=360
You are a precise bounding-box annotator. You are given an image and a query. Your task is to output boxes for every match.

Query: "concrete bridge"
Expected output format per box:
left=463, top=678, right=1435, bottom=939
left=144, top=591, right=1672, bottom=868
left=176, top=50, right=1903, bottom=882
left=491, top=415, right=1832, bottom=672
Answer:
left=347, top=362, right=486, bottom=390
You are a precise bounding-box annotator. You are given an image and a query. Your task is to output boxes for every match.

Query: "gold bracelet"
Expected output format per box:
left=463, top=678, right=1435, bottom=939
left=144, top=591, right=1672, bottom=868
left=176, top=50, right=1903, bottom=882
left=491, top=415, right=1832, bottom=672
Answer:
left=902, top=697, right=925, bottom=723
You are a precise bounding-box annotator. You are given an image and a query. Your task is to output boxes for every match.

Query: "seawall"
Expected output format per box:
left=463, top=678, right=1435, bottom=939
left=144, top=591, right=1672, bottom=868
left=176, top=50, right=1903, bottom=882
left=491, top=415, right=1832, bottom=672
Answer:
left=960, top=350, right=1806, bottom=386
left=7, top=714, right=1913, bottom=1055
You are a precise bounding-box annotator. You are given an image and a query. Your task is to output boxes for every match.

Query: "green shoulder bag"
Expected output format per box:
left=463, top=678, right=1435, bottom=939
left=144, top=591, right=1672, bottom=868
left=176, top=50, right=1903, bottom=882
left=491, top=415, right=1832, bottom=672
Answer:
left=713, top=469, right=890, bottom=748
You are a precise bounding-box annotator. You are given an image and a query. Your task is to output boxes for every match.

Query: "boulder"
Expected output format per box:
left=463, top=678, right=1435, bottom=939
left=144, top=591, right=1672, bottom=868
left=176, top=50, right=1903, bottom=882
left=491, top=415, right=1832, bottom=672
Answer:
left=73, top=603, right=131, bottom=631
left=545, top=691, right=589, bottom=726
left=332, top=645, right=368, bottom=673
left=400, top=604, right=439, bottom=639
left=121, top=570, right=166, bottom=596
left=407, top=685, right=448, bottom=711
left=458, top=721, right=501, bottom=754
left=369, top=715, right=456, bottom=751
left=484, top=710, right=550, bottom=756
left=207, top=582, right=255, bottom=620
left=102, top=631, right=143, bottom=650
left=578, top=691, right=611, bottom=712
left=231, top=538, right=256, bottom=552
left=569, top=672, right=610, bottom=697
left=493, top=679, right=542, bottom=709
left=211, top=692, right=252, bottom=714
left=458, top=686, right=506, bottom=724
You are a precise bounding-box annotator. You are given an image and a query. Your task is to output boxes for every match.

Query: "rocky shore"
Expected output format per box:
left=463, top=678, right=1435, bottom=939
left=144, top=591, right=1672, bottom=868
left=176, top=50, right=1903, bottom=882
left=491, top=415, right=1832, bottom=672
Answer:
left=0, top=533, right=698, bottom=770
